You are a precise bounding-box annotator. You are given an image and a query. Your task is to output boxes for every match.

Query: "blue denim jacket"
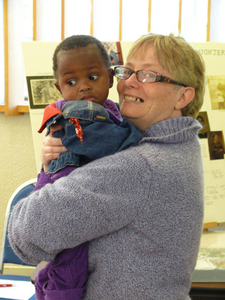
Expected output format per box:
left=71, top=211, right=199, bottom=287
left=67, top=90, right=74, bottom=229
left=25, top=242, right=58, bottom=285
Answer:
left=46, top=100, right=144, bottom=173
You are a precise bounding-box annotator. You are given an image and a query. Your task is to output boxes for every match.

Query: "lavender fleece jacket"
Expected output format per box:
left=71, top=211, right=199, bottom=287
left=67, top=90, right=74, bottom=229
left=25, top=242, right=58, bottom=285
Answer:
left=8, top=116, right=204, bottom=300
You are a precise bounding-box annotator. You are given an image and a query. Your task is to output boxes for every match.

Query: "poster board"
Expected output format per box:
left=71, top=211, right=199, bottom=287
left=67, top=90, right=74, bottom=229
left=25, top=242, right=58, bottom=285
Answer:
left=22, top=42, right=59, bottom=172
left=22, top=41, right=225, bottom=224
left=192, top=43, right=225, bottom=224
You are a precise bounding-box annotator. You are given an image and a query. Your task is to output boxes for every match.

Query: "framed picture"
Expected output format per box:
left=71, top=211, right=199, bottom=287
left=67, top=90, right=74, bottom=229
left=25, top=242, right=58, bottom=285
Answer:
left=102, top=41, right=123, bottom=66
left=196, top=111, right=210, bottom=139
left=26, top=76, right=62, bottom=109
left=208, top=131, right=225, bottom=160
left=207, top=75, right=225, bottom=110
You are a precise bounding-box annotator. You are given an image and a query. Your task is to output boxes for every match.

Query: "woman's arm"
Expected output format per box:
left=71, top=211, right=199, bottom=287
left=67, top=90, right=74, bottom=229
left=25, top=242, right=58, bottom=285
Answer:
left=8, top=147, right=149, bottom=265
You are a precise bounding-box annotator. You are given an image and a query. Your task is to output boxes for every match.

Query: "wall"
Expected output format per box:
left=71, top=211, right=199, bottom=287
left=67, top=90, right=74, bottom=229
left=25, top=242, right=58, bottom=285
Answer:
left=0, top=113, right=37, bottom=252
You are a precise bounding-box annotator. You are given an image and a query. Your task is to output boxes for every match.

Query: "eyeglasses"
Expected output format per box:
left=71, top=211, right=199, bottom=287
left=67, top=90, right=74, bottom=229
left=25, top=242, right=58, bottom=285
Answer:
left=114, top=66, right=187, bottom=87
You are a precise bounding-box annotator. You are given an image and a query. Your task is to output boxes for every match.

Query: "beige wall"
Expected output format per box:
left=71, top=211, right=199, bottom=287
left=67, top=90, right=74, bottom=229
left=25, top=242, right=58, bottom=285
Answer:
left=0, top=113, right=37, bottom=252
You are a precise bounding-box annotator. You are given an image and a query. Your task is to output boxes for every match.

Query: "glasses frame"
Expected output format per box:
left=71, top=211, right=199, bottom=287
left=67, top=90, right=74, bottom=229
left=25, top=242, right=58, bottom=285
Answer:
left=114, top=66, right=187, bottom=87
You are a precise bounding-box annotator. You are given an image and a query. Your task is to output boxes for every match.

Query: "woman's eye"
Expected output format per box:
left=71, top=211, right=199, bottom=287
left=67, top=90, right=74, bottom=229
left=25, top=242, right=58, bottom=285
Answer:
left=67, top=80, right=76, bottom=86
left=89, top=75, right=98, bottom=81
left=124, top=70, right=132, bottom=77
left=146, top=72, right=155, bottom=79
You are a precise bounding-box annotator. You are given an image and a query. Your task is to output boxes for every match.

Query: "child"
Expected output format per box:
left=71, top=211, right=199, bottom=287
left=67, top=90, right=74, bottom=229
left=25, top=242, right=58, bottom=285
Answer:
left=34, top=35, right=144, bottom=300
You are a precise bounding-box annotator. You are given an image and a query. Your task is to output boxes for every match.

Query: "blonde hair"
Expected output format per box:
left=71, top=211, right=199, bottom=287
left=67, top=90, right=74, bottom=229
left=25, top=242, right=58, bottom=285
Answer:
left=127, top=33, right=206, bottom=118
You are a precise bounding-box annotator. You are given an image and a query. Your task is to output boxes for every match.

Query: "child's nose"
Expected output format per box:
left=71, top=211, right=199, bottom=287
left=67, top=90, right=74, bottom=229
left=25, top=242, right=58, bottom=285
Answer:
left=78, top=81, right=91, bottom=92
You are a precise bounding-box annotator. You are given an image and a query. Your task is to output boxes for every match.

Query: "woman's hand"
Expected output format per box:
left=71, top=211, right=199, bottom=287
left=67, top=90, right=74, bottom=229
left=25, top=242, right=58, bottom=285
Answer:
left=41, top=124, right=67, bottom=172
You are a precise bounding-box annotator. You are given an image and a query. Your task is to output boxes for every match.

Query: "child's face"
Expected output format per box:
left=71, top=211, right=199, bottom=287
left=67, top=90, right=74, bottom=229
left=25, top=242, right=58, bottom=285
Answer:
left=55, top=45, right=113, bottom=105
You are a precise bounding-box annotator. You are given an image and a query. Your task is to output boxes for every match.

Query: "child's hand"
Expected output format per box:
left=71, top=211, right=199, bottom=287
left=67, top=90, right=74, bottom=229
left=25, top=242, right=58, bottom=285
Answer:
left=41, top=124, right=67, bottom=172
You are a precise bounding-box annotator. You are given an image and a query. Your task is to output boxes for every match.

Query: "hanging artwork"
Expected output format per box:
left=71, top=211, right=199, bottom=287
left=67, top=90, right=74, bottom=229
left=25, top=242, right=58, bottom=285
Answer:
left=26, top=76, right=62, bottom=109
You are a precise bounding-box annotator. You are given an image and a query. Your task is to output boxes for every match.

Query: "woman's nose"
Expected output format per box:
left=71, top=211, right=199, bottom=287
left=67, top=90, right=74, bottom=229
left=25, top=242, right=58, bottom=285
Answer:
left=125, top=73, right=139, bottom=88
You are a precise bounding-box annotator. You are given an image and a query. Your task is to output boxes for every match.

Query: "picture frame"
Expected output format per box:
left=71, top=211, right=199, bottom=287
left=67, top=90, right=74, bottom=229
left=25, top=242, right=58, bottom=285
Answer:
left=207, top=75, right=225, bottom=110
left=102, top=41, right=123, bottom=66
left=196, top=111, right=210, bottom=139
left=26, top=76, right=62, bottom=109
left=208, top=131, right=225, bottom=160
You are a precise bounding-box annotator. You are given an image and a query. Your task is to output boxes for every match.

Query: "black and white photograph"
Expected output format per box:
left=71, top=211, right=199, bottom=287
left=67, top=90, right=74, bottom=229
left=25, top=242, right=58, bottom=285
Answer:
left=196, top=111, right=210, bottom=138
left=208, top=131, right=225, bottom=160
left=207, top=75, right=225, bottom=110
left=26, top=76, right=62, bottom=109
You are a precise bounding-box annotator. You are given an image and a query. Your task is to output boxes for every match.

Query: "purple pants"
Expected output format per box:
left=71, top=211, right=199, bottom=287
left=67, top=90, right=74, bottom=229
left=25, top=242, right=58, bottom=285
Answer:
left=33, top=168, right=88, bottom=300
left=35, top=243, right=88, bottom=300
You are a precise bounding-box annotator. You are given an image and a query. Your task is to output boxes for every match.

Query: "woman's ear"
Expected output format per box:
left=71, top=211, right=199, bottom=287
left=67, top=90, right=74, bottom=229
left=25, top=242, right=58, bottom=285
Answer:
left=54, top=82, right=62, bottom=94
left=108, top=69, right=114, bottom=89
left=175, top=87, right=195, bottom=110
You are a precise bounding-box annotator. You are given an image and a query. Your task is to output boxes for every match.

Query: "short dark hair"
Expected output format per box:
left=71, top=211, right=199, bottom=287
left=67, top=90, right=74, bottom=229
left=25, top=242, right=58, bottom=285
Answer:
left=53, top=35, right=111, bottom=78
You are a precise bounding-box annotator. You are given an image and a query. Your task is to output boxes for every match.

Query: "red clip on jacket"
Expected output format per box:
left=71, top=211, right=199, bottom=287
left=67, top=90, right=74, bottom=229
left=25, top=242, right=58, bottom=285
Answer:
left=38, top=102, right=62, bottom=133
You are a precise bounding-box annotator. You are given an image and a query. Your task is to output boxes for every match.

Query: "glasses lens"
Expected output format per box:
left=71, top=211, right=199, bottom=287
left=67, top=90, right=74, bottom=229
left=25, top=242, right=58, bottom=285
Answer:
left=138, top=70, right=156, bottom=83
left=115, top=67, right=132, bottom=79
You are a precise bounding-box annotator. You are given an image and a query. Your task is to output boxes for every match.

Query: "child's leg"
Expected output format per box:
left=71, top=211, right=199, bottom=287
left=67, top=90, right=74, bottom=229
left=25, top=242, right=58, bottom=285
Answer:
left=35, top=242, right=88, bottom=300
left=35, top=262, right=52, bottom=300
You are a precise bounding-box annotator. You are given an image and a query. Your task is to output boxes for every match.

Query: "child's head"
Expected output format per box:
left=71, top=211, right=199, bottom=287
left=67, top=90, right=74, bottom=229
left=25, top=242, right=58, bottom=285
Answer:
left=53, top=35, right=114, bottom=105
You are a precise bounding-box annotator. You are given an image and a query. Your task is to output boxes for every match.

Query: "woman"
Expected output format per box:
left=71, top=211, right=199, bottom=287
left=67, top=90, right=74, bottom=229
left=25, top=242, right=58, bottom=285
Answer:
left=8, top=33, right=205, bottom=299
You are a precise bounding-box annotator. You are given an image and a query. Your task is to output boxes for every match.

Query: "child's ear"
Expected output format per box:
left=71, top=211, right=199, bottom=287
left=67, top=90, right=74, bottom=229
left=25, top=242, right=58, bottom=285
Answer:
left=175, top=87, right=195, bottom=110
left=54, top=82, right=62, bottom=94
left=108, top=69, right=114, bottom=89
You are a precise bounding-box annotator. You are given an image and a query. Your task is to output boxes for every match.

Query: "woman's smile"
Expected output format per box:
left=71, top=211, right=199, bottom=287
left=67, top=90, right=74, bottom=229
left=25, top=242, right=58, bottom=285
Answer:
left=124, top=94, right=144, bottom=103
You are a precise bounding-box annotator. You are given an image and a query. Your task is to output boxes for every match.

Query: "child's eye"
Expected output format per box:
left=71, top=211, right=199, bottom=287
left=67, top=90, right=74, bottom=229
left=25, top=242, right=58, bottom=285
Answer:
left=67, top=80, right=76, bottom=86
left=89, top=75, right=98, bottom=81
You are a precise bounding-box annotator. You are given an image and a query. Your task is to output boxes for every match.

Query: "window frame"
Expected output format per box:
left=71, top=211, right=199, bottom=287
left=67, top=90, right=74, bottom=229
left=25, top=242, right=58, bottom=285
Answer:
left=1, top=0, right=222, bottom=116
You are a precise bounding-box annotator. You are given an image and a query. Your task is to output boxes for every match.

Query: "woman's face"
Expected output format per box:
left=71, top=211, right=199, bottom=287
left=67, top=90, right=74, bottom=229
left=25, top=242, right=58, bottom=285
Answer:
left=117, top=45, right=185, bottom=131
